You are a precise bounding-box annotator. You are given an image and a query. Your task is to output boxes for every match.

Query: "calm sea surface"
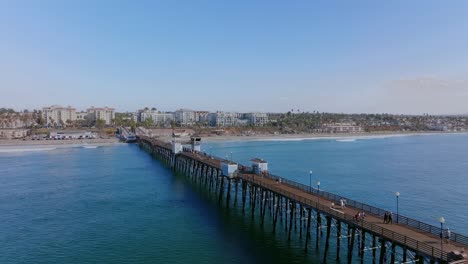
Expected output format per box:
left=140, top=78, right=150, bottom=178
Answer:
left=1, top=133, right=467, bottom=263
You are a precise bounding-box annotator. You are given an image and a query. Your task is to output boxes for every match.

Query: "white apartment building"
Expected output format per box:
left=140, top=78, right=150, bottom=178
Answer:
left=245, top=112, right=269, bottom=126
left=138, top=108, right=174, bottom=125
left=42, top=105, right=77, bottom=126
left=208, top=111, right=241, bottom=127
left=87, top=107, right=115, bottom=125
left=175, top=109, right=195, bottom=126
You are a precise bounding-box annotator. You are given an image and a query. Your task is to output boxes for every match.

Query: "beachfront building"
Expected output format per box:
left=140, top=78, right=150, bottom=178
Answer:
left=245, top=112, right=269, bottom=126
left=321, top=123, right=364, bottom=133
left=0, top=129, right=31, bottom=139
left=208, top=111, right=241, bottom=127
left=87, top=107, right=115, bottom=125
left=42, top=105, right=77, bottom=126
left=175, top=109, right=195, bottom=126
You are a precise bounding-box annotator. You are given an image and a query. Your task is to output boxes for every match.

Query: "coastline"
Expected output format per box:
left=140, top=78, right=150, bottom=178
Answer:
left=201, top=131, right=468, bottom=142
left=0, top=138, right=123, bottom=151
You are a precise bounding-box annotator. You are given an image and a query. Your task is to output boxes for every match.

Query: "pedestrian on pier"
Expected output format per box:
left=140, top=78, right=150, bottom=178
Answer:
left=388, top=212, right=393, bottom=224
left=340, top=198, right=346, bottom=209
left=384, top=212, right=388, bottom=224
left=445, top=227, right=451, bottom=243
left=354, top=213, right=360, bottom=222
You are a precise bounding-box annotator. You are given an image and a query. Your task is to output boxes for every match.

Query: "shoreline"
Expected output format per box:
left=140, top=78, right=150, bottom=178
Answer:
left=201, top=131, right=468, bottom=142
left=0, top=138, right=123, bottom=150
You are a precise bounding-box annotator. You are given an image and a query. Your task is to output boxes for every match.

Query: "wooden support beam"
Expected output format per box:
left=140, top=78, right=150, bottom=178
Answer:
left=305, top=208, right=312, bottom=252
left=288, top=201, right=294, bottom=241
left=348, top=227, right=356, bottom=264
left=337, top=221, right=341, bottom=261
left=379, top=238, right=386, bottom=264
left=218, top=176, right=225, bottom=203
left=372, top=234, right=377, bottom=264
left=316, top=210, right=321, bottom=250
left=226, top=179, right=231, bottom=208
left=323, top=216, right=332, bottom=264
left=273, top=195, right=281, bottom=234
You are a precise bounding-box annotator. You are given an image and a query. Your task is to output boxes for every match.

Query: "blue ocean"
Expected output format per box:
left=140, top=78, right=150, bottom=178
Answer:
left=1, top=133, right=467, bottom=263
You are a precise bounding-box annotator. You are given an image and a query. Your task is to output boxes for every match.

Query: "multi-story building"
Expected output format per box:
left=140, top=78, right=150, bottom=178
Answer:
left=75, top=111, right=87, bottom=121
left=208, top=111, right=241, bottom=127
left=245, top=112, right=269, bottom=126
left=42, top=105, right=77, bottom=126
left=322, top=123, right=364, bottom=133
left=175, top=109, right=195, bottom=126
left=194, top=111, right=210, bottom=124
left=138, top=108, right=174, bottom=125
left=87, top=107, right=115, bottom=125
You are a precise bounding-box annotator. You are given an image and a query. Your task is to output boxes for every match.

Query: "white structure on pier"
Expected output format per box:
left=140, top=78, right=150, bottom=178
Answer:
left=251, top=158, right=268, bottom=175
left=222, top=161, right=238, bottom=178
left=171, top=139, right=183, bottom=154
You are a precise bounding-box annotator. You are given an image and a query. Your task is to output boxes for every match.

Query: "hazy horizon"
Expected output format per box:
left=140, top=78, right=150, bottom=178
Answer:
left=1, top=1, right=468, bottom=115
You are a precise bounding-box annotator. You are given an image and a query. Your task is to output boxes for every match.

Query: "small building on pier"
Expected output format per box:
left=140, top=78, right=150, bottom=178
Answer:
left=251, top=158, right=268, bottom=175
left=222, top=161, right=238, bottom=178
left=190, top=137, right=201, bottom=152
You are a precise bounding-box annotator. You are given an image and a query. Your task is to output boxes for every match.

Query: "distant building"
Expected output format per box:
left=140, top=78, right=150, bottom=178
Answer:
left=0, top=129, right=30, bottom=139
left=42, top=105, right=77, bottom=126
left=194, top=111, right=210, bottom=124
left=87, top=107, right=115, bottom=125
left=138, top=108, right=174, bottom=125
left=208, top=111, right=241, bottom=127
left=245, top=112, right=269, bottom=126
left=322, top=123, right=364, bottom=133
left=75, top=111, right=87, bottom=121
left=175, top=109, right=195, bottom=126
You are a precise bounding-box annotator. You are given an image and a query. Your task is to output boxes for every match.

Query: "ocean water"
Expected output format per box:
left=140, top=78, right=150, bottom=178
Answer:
left=0, top=144, right=320, bottom=264
left=1, top=134, right=467, bottom=264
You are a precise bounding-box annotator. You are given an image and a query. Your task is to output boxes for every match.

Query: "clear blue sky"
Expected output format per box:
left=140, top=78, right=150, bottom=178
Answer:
left=1, top=0, right=468, bottom=114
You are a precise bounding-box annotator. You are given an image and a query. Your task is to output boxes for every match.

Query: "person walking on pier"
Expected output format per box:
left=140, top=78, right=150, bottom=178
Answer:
left=388, top=212, right=393, bottom=224
left=445, top=227, right=451, bottom=243
left=340, top=198, right=346, bottom=209
left=384, top=212, right=388, bottom=224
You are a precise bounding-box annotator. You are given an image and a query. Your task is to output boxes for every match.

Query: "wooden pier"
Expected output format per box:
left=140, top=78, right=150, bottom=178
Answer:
left=138, top=136, right=468, bottom=264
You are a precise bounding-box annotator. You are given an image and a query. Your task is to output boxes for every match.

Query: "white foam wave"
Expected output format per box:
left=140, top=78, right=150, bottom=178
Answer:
left=336, top=139, right=356, bottom=142
left=0, top=147, right=57, bottom=153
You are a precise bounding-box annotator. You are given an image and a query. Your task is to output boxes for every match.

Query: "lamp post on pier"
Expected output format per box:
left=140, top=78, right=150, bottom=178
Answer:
left=439, top=217, right=445, bottom=253
left=395, top=192, right=400, bottom=223
left=309, top=170, right=312, bottom=192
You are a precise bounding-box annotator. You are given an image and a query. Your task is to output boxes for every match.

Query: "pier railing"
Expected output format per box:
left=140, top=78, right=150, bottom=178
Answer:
left=265, top=172, right=468, bottom=247
left=240, top=174, right=449, bottom=261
